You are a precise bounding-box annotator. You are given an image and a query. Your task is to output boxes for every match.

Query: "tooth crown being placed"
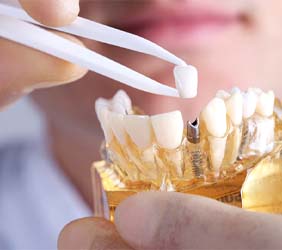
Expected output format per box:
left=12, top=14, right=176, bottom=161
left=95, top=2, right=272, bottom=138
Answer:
left=95, top=87, right=282, bottom=198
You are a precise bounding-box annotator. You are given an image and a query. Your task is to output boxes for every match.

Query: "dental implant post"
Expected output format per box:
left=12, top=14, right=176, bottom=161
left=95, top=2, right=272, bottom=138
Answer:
left=184, top=118, right=206, bottom=181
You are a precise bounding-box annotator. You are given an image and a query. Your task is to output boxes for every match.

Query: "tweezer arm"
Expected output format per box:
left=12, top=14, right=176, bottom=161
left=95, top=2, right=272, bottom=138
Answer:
left=0, top=14, right=179, bottom=97
left=0, top=3, right=187, bottom=67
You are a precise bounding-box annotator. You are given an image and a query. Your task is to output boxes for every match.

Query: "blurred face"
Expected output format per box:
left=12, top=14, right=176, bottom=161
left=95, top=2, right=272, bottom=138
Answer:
left=32, top=0, right=282, bottom=133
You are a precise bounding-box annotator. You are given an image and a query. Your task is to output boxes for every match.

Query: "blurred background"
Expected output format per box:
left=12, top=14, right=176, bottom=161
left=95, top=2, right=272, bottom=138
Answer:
left=0, top=98, right=44, bottom=144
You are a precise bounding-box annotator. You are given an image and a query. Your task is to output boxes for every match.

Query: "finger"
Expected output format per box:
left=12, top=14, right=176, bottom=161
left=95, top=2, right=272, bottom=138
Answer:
left=115, top=192, right=282, bottom=250
left=0, top=32, right=87, bottom=108
left=58, top=217, right=133, bottom=250
left=19, top=0, right=80, bottom=27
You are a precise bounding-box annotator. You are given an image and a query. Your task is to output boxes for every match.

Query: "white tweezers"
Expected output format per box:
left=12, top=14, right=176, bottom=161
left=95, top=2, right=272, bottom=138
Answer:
left=0, top=2, right=190, bottom=97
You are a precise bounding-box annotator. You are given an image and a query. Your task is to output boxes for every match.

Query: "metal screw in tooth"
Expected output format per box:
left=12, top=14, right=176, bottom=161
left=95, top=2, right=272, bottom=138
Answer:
left=187, top=118, right=203, bottom=178
left=187, top=118, right=200, bottom=144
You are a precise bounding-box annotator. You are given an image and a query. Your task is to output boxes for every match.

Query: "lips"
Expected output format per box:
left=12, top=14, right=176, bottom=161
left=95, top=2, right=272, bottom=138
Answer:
left=115, top=5, right=243, bottom=48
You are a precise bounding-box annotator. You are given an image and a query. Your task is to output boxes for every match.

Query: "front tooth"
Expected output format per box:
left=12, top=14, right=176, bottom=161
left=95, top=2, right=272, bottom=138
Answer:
left=216, top=90, right=231, bottom=100
left=124, top=115, right=152, bottom=149
left=201, top=97, right=227, bottom=137
left=256, top=90, right=275, bottom=117
left=208, top=136, right=227, bottom=176
left=112, top=90, right=132, bottom=114
left=243, top=90, right=258, bottom=118
left=174, top=65, right=198, bottom=98
left=225, top=92, right=243, bottom=126
left=110, top=112, right=126, bottom=145
left=151, top=111, right=184, bottom=149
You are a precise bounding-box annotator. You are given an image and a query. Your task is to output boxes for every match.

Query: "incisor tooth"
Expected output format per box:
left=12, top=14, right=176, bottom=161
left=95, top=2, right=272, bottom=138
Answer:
left=112, top=90, right=132, bottom=114
left=151, top=111, right=184, bottom=149
left=208, top=136, right=227, bottom=176
left=124, top=115, right=152, bottom=149
left=256, top=90, right=275, bottom=117
left=110, top=112, right=126, bottom=144
left=174, top=65, right=198, bottom=98
left=225, top=92, right=243, bottom=126
left=202, top=98, right=227, bottom=137
left=243, top=90, right=258, bottom=118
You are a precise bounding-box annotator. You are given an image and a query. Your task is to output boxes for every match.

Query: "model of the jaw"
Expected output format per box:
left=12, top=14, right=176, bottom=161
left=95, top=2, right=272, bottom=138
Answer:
left=95, top=87, right=282, bottom=214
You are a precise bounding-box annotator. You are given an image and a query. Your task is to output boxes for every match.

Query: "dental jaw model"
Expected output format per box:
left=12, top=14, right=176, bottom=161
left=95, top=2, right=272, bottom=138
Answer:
left=2, top=1, right=280, bottom=220
left=93, top=87, right=282, bottom=220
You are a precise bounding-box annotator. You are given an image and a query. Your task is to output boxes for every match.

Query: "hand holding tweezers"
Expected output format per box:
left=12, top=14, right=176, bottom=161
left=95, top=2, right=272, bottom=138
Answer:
left=0, top=2, right=197, bottom=98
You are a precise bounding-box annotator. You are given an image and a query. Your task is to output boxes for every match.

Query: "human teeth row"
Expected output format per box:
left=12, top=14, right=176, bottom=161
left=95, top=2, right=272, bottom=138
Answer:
left=116, top=112, right=184, bottom=149
left=243, top=89, right=274, bottom=119
left=202, top=88, right=275, bottom=137
left=96, top=91, right=184, bottom=149
left=96, top=88, right=274, bottom=150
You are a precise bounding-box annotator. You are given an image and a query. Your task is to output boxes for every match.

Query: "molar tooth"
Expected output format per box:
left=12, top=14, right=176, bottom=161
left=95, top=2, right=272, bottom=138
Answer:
left=95, top=98, right=110, bottom=122
left=201, top=98, right=227, bottom=137
left=225, top=92, right=243, bottom=126
left=151, top=111, right=184, bottom=149
left=124, top=115, right=152, bottom=149
left=216, top=90, right=231, bottom=100
left=174, top=65, right=198, bottom=98
left=112, top=90, right=132, bottom=114
left=112, top=101, right=126, bottom=114
left=256, top=90, right=275, bottom=117
left=243, top=90, right=258, bottom=118
left=110, top=112, right=126, bottom=145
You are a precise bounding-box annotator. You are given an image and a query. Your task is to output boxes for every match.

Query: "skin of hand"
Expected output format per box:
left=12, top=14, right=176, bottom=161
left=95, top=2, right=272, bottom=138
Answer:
left=58, top=192, right=282, bottom=250
left=0, top=0, right=87, bottom=108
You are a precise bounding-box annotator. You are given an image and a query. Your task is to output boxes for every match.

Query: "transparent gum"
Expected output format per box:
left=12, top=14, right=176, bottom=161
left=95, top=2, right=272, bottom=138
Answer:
left=99, top=98, right=282, bottom=192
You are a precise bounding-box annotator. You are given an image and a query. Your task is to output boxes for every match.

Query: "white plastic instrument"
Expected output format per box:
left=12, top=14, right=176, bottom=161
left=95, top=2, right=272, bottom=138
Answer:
left=0, top=2, right=198, bottom=98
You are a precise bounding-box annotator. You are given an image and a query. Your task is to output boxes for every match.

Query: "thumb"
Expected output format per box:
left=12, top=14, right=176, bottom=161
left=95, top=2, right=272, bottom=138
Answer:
left=115, top=192, right=282, bottom=250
